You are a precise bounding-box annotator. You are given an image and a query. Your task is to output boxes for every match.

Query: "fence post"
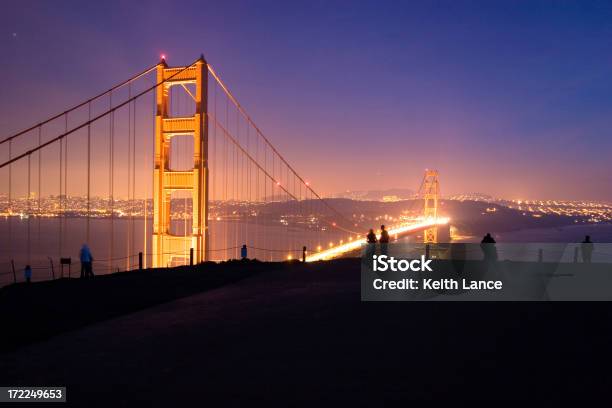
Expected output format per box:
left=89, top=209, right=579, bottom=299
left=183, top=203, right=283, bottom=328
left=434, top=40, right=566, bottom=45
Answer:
left=302, top=246, right=307, bottom=263
left=49, top=257, right=55, bottom=279
left=139, top=252, right=143, bottom=271
left=61, top=258, right=71, bottom=278
left=11, top=259, right=16, bottom=284
left=190, top=248, right=194, bottom=266
left=574, top=247, right=579, bottom=263
left=538, top=248, right=543, bottom=263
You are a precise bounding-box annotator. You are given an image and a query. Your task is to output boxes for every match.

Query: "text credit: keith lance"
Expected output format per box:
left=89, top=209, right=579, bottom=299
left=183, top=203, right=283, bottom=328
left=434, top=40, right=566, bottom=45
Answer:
left=370, top=255, right=503, bottom=291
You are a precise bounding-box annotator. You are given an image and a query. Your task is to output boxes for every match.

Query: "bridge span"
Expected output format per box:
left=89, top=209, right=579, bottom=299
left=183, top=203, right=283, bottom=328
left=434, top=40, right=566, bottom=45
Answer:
left=1, top=55, right=446, bottom=272
left=306, top=217, right=450, bottom=262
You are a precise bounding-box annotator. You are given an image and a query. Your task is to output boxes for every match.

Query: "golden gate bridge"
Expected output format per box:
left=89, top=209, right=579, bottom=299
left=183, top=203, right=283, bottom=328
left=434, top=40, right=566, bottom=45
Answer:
left=0, top=55, right=447, bottom=278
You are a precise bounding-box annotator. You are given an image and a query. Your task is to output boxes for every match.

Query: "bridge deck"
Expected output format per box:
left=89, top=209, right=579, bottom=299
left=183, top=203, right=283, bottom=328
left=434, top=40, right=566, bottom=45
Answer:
left=306, top=217, right=449, bottom=261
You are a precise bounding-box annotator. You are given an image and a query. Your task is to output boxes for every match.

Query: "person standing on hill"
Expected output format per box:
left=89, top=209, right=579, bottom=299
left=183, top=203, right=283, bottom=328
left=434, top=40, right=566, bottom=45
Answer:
left=79, top=244, right=94, bottom=279
left=379, top=225, right=390, bottom=256
left=24, top=265, right=32, bottom=284
left=480, top=233, right=498, bottom=263
left=581, top=235, right=594, bottom=263
left=365, top=229, right=377, bottom=259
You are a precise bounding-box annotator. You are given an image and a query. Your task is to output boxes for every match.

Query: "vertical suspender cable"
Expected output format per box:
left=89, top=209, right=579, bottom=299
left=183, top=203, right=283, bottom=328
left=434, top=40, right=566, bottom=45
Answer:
left=297, top=174, right=300, bottom=254
left=235, top=107, right=238, bottom=258
left=144, top=80, right=154, bottom=269
left=132, top=93, right=136, bottom=269
left=209, top=82, right=214, bottom=259
left=109, top=92, right=114, bottom=273
left=7, top=140, right=11, bottom=212
left=286, top=164, right=289, bottom=258
left=185, top=125, right=188, bottom=265
left=272, top=151, right=275, bottom=260
left=38, top=126, right=42, bottom=259
left=111, top=99, right=115, bottom=272
left=87, top=102, right=91, bottom=244
left=224, top=91, right=227, bottom=260
left=212, top=80, right=217, bottom=259
left=59, top=117, right=63, bottom=259
left=263, top=144, right=267, bottom=261
left=127, top=84, right=132, bottom=271
left=255, top=125, right=259, bottom=259
left=247, top=123, right=250, bottom=251
left=184, top=134, right=188, bottom=265
left=8, top=140, right=12, bottom=262
left=27, top=153, right=31, bottom=264
left=63, top=113, right=68, bottom=259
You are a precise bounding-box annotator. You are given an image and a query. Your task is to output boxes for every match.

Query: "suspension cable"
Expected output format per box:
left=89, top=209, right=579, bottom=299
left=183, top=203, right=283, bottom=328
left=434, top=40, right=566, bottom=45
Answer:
left=0, top=64, right=157, bottom=146
left=0, top=59, right=199, bottom=169
left=208, top=112, right=362, bottom=235
left=86, top=101, right=91, bottom=243
left=207, top=63, right=361, bottom=232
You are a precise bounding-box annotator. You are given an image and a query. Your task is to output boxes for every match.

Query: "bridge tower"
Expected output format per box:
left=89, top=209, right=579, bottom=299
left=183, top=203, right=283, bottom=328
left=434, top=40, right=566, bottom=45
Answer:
left=422, top=169, right=439, bottom=244
left=152, top=56, right=209, bottom=267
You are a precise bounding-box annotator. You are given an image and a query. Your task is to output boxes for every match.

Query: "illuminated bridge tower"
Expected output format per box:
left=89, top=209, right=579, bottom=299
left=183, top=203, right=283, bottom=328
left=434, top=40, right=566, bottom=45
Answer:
left=422, top=169, right=440, bottom=244
left=152, top=56, right=209, bottom=267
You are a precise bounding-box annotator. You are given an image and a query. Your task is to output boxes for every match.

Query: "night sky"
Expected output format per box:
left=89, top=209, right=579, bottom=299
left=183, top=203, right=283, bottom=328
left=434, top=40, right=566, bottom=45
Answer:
left=2, top=0, right=612, bottom=201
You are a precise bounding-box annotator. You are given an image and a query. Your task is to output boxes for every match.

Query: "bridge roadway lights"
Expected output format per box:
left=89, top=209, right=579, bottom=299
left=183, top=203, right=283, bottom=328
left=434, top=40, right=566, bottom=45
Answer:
left=305, top=218, right=449, bottom=262
left=307, top=169, right=443, bottom=261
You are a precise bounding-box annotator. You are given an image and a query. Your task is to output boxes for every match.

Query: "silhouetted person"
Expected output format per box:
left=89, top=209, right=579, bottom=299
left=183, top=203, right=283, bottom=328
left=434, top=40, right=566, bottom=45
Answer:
left=366, top=229, right=377, bottom=259
left=24, top=265, right=32, bottom=284
left=79, top=244, right=94, bottom=278
left=581, top=235, right=594, bottom=263
left=380, top=225, right=390, bottom=256
left=241, top=244, right=248, bottom=261
left=480, top=233, right=498, bottom=263
left=481, top=233, right=496, bottom=244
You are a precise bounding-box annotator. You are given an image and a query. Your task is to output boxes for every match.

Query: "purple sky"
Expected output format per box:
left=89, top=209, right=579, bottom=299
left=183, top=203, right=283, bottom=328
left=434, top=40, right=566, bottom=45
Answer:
left=2, top=0, right=612, bottom=201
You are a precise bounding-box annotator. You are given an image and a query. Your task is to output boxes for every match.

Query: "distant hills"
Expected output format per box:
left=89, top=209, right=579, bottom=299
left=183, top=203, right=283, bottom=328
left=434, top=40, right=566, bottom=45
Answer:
left=330, top=188, right=416, bottom=201
left=235, top=197, right=583, bottom=239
